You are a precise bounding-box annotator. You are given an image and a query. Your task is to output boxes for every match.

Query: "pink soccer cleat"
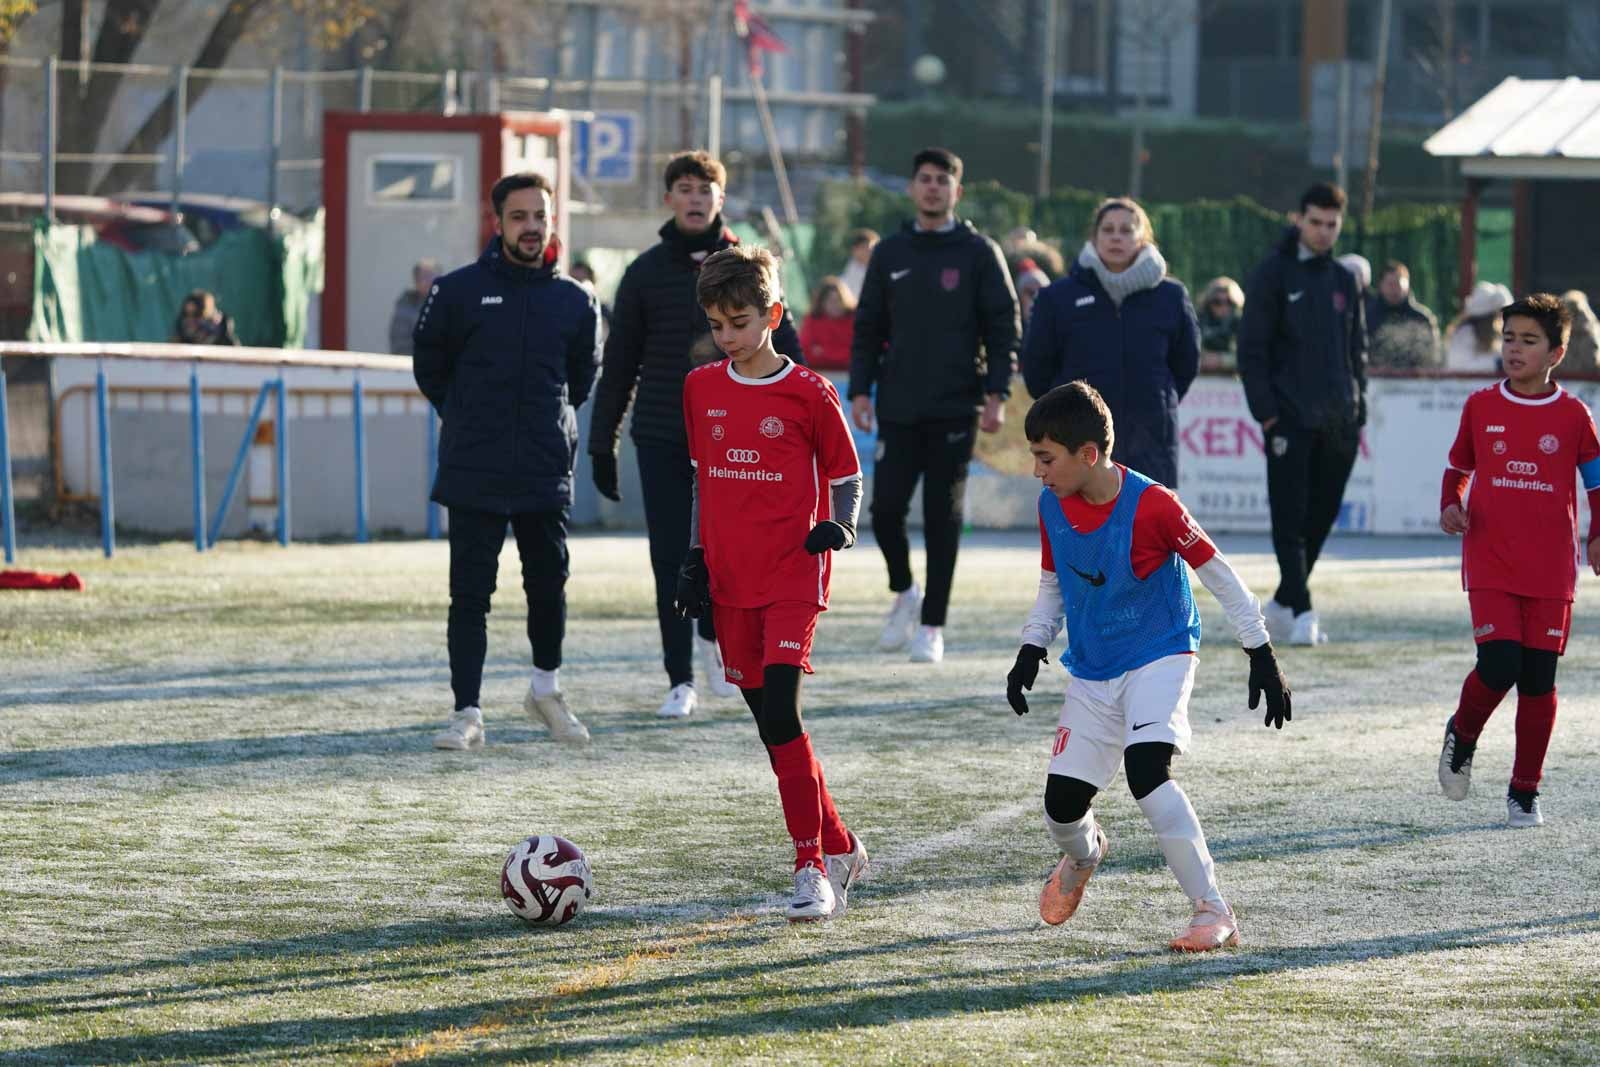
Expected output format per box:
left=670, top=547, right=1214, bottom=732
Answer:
left=1168, top=905, right=1241, bottom=952
left=1039, top=827, right=1108, bottom=926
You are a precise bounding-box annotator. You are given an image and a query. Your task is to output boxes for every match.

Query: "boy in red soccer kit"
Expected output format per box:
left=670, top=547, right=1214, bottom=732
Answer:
left=1005, top=382, right=1292, bottom=951
left=1438, top=294, right=1600, bottom=827
left=674, top=245, right=869, bottom=921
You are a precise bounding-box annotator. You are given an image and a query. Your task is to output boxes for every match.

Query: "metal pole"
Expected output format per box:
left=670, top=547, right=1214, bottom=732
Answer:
left=443, top=69, right=458, bottom=115
left=707, top=75, right=723, bottom=159
left=1334, top=60, right=1350, bottom=194
left=1362, top=0, right=1393, bottom=222
left=352, top=373, right=368, bottom=543
left=358, top=65, right=373, bottom=112
left=275, top=372, right=289, bottom=546
left=172, top=65, right=188, bottom=214
left=267, top=66, right=283, bottom=210
left=44, top=56, right=57, bottom=220
left=189, top=362, right=205, bottom=552
left=0, top=368, right=16, bottom=564
left=208, top=382, right=273, bottom=547
left=1038, top=0, right=1058, bottom=199
left=426, top=410, right=440, bottom=540
left=95, top=360, right=114, bottom=558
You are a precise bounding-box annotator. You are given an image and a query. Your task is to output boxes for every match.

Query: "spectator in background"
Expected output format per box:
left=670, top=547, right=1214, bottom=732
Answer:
left=1197, top=276, right=1244, bottom=371
left=1021, top=196, right=1200, bottom=489
left=798, top=275, right=856, bottom=370
left=1445, top=281, right=1512, bottom=373
left=1014, top=259, right=1051, bottom=328
left=1336, top=253, right=1372, bottom=293
left=174, top=289, right=239, bottom=346
left=1366, top=260, right=1440, bottom=370
left=1560, top=290, right=1600, bottom=375
left=389, top=259, right=440, bottom=355
left=839, top=228, right=878, bottom=300
left=569, top=257, right=613, bottom=337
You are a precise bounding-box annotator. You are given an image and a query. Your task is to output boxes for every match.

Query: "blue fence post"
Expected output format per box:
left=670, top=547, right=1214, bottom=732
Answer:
left=352, top=372, right=368, bottom=543
left=425, top=409, right=440, bottom=540
left=275, top=371, right=289, bottom=547
left=189, top=363, right=205, bottom=553
left=208, top=381, right=273, bottom=547
left=0, top=367, right=16, bottom=564
left=95, top=360, right=114, bottom=558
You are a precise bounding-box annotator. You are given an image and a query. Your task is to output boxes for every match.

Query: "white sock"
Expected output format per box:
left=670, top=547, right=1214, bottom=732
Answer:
left=531, top=667, right=559, bottom=697
left=1044, top=810, right=1100, bottom=864
left=1136, top=781, right=1227, bottom=912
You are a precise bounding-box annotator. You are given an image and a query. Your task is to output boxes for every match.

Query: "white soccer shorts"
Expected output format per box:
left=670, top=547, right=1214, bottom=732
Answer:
left=1046, top=653, right=1197, bottom=789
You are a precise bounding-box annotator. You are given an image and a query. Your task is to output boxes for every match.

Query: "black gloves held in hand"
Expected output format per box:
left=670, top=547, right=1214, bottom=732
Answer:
left=1006, top=644, right=1049, bottom=716
left=803, top=521, right=852, bottom=555
left=673, top=547, right=712, bottom=620
left=591, top=451, right=620, bottom=502
left=1246, top=643, right=1292, bottom=729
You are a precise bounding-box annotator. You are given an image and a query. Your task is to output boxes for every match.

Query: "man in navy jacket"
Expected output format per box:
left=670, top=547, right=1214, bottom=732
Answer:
left=414, top=172, right=600, bottom=751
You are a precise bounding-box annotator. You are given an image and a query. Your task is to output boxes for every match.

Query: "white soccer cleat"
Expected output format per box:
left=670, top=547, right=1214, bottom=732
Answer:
left=824, top=833, right=869, bottom=915
left=1289, top=610, right=1327, bottom=647
left=1438, top=715, right=1474, bottom=801
left=909, top=625, right=944, bottom=663
left=697, top=636, right=739, bottom=698
left=876, top=585, right=922, bottom=651
left=433, top=706, right=485, bottom=751
left=524, top=688, right=590, bottom=744
left=657, top=682, right=697, bottom=720
left=1262, top=599, right=1295, bottom=644
left=786, top=862, right=837, bottom=922
left=1507, top=788, right=1544, bottom=828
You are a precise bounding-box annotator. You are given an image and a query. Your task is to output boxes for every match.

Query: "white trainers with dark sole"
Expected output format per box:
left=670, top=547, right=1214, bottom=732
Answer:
left=1438, top=715, right=1474, bottom=801
left=1507, top=788, right=1544, bottom=828
left=824, top=833, right=869, bottom=915
left=877, top=585, right=922, bottom=652
left=433, top=706, right=485, bottom=750
left=525, top=689, right=591, bottom=743
left=786, top=863, right=836, bottom=922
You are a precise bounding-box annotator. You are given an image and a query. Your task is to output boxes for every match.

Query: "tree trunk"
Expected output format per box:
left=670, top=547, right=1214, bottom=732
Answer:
left=56, top=0, right=160, bottom=191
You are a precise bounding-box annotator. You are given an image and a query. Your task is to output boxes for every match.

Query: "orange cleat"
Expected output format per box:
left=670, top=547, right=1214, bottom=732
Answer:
left=1168, top=905, right=1241, bottom=952
left=1039, top=827, right=1108, bottom=926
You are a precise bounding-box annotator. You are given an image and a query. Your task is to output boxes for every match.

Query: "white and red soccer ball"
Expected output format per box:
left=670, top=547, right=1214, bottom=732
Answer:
left=501, top=834, right=593, bottom=925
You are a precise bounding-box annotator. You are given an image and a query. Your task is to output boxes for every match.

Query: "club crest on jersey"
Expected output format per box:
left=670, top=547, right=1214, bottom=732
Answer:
left=1492, top=440, right=1507, bottom=455
left=1271, top=434, right=1289, bottom=458
left=941, top=268, right=961, bottom=291
left=712, top=424, right=725, bottom=441
left=759, top=416, right=785, bottom=438
left=1332, top=291, right=1346, bottom=312
left=1540, top=434, right=1560, bottom=454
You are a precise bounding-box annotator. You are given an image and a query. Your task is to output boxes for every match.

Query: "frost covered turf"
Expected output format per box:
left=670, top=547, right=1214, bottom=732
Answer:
left=4, top=531, right=1600, bottom=1065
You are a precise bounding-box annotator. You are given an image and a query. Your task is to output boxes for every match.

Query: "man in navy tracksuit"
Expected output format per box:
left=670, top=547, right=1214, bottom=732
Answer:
left=413, top=172, right=600, bottom=751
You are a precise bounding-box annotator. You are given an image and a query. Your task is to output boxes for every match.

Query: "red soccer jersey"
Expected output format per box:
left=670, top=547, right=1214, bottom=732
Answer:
left=1443, top=382, right=1600, bottom=601
left=684, top=358, right=861, bottom=609
left=1038, top=465, right=1219, bottom=578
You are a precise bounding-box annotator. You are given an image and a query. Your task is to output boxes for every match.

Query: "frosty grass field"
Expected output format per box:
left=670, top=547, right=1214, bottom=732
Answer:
left=4, top=530, right=1600, bottom=1066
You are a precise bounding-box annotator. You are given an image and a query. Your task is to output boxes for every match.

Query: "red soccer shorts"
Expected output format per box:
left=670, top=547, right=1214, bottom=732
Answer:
left=711, top=600, right=819, bottom=688
left=1468, top=589, right=1572, bottom=654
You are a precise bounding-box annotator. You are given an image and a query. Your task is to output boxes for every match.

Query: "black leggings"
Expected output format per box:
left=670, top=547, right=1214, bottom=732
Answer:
left=1045, top=742, right=1175, bottom=824
left=1475, top=639, right=1558, bottom=696
left=741, top=664, right=804, bottom=748
left=636, top=441, right=717, bottom=685
left=870, top=417, right=978, bottom=627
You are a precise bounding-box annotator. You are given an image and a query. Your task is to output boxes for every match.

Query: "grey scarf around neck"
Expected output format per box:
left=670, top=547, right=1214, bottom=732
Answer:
left=1078, top=242, right=1167, bottom=307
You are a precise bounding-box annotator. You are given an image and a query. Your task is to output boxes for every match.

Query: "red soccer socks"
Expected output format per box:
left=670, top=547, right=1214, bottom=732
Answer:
left=1453, top=669, right=1511, bottom=741
left=768, top=734, right=850, bottom=870
left=1511, top=690, right=1557, bottom=794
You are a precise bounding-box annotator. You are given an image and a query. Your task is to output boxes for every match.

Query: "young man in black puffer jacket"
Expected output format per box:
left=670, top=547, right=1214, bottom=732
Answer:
left=587, top=151, right=803, bottom=721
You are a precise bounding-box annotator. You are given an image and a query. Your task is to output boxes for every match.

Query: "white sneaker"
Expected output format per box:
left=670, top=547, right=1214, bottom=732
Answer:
left=1438, top=715, right=1474, bottom=801
left=824, top=833, right=869, bottom=915
left=1507, top=788, right=1544, bottom=828
left=433, top=706, right=485, bottom=750
left=786, top=862, right=836, bottom=922
left=876, top=585, right=922, bottom=651
left=657, top=682, right=697, bottom=720
left=1289, top=610, right=1327, bottom=646
left=909, top=625, right=944, bottom=663
left=696, top=636, right=739, bottom=698
left=524, top=688, right=590, bottom=743
left=1262, top=599, right=1295, bottom=644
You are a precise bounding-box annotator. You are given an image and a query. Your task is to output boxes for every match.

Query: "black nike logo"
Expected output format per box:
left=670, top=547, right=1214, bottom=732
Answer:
left=1131, top=721, right=1157, bottom=731
left=1067, top=564, right=1107, bottom=587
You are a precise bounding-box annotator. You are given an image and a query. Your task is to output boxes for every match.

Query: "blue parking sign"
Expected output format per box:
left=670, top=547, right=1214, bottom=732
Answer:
left=572, top=112, right=638, bottom=184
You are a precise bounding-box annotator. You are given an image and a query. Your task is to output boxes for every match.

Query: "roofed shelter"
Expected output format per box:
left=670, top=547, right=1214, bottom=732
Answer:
left=1425, top=77, right=1600, bottom=307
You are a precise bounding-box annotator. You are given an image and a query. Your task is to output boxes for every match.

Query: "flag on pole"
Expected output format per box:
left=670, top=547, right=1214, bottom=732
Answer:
left=733, top=0, right=788, bottom=79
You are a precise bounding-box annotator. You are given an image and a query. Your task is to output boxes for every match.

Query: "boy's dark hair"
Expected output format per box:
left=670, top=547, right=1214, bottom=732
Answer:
left=697, top=245, right=781, bottom=314
left=1299, top=181, right=1347, bottom=214
left=1024, top=381, right=1115, bottom=457
left=1502, top=293, right=1572, bottom=350
left=491, top=172, right=554, bottom=216
left=663, top=150, right=727, bottom=191
left=911, top=146, right=963, bottom=183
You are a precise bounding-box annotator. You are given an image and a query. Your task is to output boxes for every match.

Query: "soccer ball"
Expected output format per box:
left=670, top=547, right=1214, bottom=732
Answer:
left=500, top=834, right=593, bottom=925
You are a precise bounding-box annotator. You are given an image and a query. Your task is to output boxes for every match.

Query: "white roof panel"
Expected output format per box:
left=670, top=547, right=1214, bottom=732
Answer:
left=1425, top=77, right=1600, bottom=160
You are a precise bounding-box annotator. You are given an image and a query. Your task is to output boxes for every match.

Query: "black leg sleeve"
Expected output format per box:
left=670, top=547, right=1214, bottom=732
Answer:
left=754, top=663, right=804, bottom=747
left=1123, top=741, right=1176, bottom=800
left=1044, top=773, right=1098, bottom=824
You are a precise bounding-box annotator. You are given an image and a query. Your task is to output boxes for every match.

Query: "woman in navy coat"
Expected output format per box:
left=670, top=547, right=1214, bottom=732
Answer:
left=1021, top=198, right=1200, bottom=487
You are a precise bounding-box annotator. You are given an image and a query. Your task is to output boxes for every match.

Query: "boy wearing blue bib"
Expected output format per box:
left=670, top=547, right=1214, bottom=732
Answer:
left=1005, top=382, right=1292, bottom=951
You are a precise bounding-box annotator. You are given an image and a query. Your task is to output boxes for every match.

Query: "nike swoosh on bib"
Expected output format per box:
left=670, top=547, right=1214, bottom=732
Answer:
left=1067, top=564, right=1107, bottom=587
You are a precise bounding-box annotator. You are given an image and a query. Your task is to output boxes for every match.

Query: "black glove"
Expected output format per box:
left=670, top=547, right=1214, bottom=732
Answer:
left=673, top=547, right=712, bottom=620
left=803, top=521, right=851, bottom=555
left=1246, top=643, right=1292, bottom=729
left=591, top=451, right=620, bottom=502
left=1006, top=644, right=1049, bottom=716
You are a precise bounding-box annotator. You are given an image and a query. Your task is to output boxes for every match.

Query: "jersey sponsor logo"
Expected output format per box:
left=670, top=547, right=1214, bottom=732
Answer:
left=1075, top=295, right=1095, bottom=307
left=777, top=639, right=802, bottom=651
left=1052, top=727, right=1071, bottom=757
left=759, top=416, right=785, bottom=438
left=890, top=268, right=911, bottom=281
left=1540, top=433, right=1560, bottom=454
left=941, top=268, right=961, bottom=291
left=1505, top=460, right=1540, bottom=475
left=1486, top=425, right=1505, bottom=432
left=481, top=295, right=503, bottom=305
left=1177, top=511, right=1204, bottom=549
left=1287, top=290, right=1305, bottom=303
left=712, top=424, right=725, bottom=440
left=1473, top=623, right=1495, bottom=637
left=725, top=448, right=762, bottom=463
left=1548, top=628, right=1565, bottom=637
left=1492, top=440, right=1508, bottom=455
left=1491, top=475, right=1554, bottom=493
left=1066, top=563, right=1107, bottom=587
left=706, top=408, right=728, bottom=417
left=708, top=466, right=783, bottom=482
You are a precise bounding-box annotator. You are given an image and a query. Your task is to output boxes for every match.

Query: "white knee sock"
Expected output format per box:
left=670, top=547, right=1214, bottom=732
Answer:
left=1136, top=781, right=1226, bottom=912
left=531, top=667, right=560, bottom=697
left=1044, top=810, right=1100, bottom=864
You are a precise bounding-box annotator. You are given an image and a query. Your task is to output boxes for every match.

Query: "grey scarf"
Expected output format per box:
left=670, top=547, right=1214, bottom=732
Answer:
left=1078, top=242, right=1167, bottom=307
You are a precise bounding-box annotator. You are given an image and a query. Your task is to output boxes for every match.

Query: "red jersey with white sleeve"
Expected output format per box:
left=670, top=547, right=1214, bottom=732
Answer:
left=1039, top=466, right=1219, bottom=576
left=1441, top=381, right=1600, bottom=601
left=685, top=358, right=861, bottom=609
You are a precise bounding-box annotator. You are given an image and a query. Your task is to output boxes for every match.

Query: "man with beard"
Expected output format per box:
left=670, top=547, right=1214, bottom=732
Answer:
left=587, top=150, right=804, bottom=721
left=413, top=172, right=600, bottom=751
